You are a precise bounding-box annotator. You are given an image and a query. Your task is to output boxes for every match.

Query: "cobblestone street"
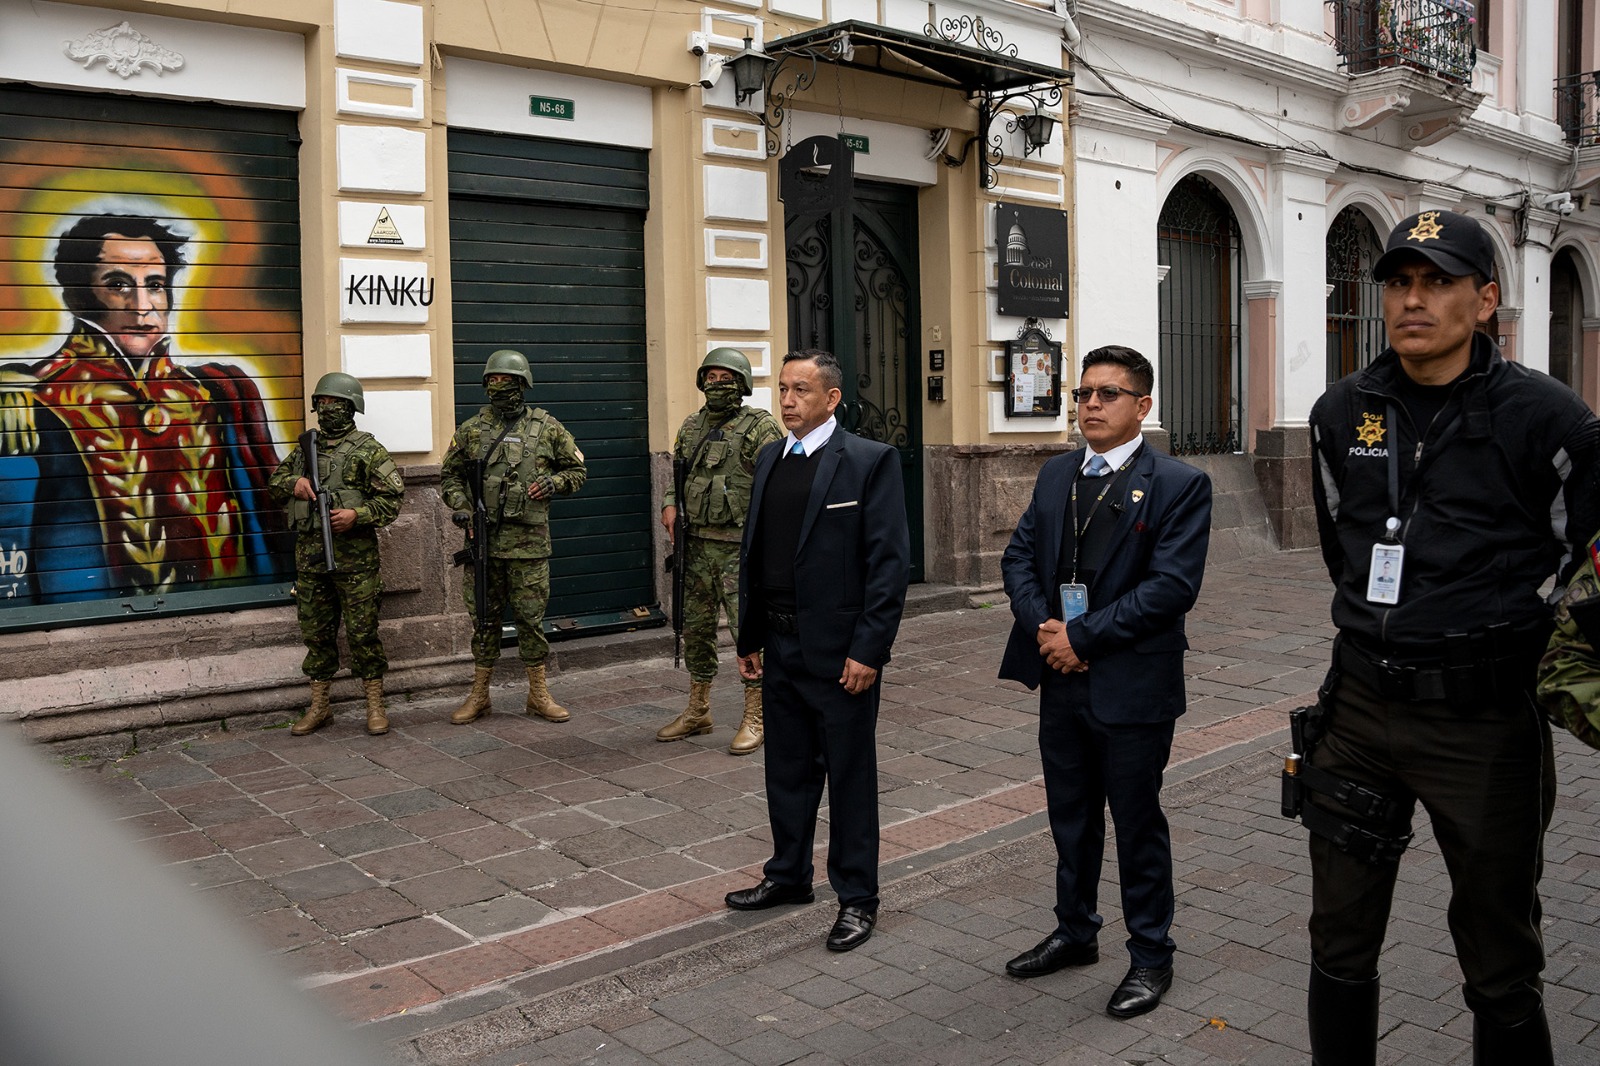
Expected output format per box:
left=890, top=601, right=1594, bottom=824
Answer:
left=49, top=549, right=1600, bottom=1063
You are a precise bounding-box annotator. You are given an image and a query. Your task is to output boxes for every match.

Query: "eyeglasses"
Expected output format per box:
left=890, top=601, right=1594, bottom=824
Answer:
left=1070, top=386, right=1146, bottom=404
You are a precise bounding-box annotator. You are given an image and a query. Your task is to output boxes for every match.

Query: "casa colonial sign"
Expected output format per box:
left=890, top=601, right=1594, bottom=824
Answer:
left=996, top=201, right=1069, bottom=318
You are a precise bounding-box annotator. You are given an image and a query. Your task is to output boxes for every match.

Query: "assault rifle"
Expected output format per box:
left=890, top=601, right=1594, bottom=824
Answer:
left=452, top=457, right=492, bottom=632
left=668, top=456, right=688, bottom=669
left=298, top=429, right=336, bottom=572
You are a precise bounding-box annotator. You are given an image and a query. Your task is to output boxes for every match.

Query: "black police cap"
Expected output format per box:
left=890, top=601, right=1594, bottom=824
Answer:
left=1372, top=209, right=1496, bottom=282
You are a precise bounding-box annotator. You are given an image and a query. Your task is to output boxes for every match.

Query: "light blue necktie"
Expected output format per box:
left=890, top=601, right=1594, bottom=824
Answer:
left=789, top=440, right=805, bottom=456
left=1084, top=454, right=1110, bottom=477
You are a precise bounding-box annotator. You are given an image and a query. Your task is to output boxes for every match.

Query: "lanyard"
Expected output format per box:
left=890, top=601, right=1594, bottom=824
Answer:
left=1383, top=399, right=1466, bottom=544
left=1067, top=452, right=1136, bottom=583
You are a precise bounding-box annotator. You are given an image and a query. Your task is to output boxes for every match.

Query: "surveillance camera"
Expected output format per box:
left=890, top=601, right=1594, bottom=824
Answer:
left=699, top=54, right=726, bottom=90
left=1539, top=191, right=1576, bottom=216
left=688, top=31, right=709, bottom=57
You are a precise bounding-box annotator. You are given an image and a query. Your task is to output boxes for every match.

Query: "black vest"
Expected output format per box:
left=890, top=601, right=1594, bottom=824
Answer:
left=1054, top=462, right=1133, bottom=609
left=759, top=447, right=819, bottom=611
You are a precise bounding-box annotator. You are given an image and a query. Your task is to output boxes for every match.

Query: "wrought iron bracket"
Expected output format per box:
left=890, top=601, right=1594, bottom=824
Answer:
left=926, top=17, right=1064, bottom=189
left=752, top=40, right=841, bottom=157
left=1018, top=317, right=1052, bottom=340
left=756, top=16, right=1068, bottom=174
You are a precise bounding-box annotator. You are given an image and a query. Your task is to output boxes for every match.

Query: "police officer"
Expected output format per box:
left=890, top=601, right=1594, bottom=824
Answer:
left=442, top=350, right=587, bottom=725
left=268, top=372, right=405, bottom=736
left=656, top=349, right=781, bottom=753
left=1302, top=210, right=1599, bottom=1064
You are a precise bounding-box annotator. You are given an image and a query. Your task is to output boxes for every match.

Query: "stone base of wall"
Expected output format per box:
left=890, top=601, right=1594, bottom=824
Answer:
left=1252, top=426, right=1318, bottom=550
left=0, top=465, right=501, bottom=745
left=922, top=429, right=1174, bottom=589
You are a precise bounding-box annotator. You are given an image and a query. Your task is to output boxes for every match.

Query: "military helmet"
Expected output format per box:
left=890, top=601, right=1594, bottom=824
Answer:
left=698, top=347, right=753, bottom=396
left=483, top=349, right=533, bottom=387
left=311, top=371, right=365, bottom=413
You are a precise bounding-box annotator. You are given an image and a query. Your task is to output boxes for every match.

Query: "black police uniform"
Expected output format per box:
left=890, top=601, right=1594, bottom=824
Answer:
left=1306, top=327, right=1597, bottom=1059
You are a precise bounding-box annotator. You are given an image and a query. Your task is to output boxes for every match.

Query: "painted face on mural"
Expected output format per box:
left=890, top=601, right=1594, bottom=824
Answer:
left=87, top=235, right=172, bottom=360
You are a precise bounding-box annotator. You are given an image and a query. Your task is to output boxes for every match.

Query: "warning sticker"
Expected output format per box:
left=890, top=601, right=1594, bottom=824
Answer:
left=367, top=207, right=404, bottom=245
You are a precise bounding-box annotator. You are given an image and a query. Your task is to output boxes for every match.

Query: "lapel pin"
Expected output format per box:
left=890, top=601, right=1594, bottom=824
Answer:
left=1131, top=490, right=1145, bottom=503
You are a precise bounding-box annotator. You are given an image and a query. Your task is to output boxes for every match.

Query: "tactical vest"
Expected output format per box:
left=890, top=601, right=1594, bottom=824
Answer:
left=1537, top=533, right=1600, bottom=750
left=480, top=406, right=553, bottom=527
left=680, top=406, right=771, bottom=535
left=287, top=430, right=375, bottom=532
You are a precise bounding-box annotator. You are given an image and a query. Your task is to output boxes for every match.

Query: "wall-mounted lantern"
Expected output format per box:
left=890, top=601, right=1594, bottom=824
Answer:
left=1016, top=101, right=1057, bottom=156
left=727, top=36, right=777, bottom=107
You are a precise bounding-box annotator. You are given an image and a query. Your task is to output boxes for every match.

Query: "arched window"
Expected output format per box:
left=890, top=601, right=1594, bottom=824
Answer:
left=1157, top=175, right=1242, bottom=455
left=1325, top=206, right=1386, bottom=386
left=1550, top=249, right=1583, bottom=394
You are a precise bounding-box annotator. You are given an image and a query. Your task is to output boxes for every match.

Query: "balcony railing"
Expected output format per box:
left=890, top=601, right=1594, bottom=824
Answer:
left=1556, top=72, right=1600, bottom=147
left=1327, top=0, right=1477, bottom=85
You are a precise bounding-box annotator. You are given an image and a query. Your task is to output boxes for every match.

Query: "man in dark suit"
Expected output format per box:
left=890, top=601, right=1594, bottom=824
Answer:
left=998, top=345, right=1212, bottom=1018
left=725, top=349, right=911, bottom=952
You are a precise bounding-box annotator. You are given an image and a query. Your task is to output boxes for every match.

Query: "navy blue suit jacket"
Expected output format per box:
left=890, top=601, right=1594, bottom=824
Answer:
left=998, top=443, right=1212, bottom=723
left=737, top=428, right=911, bottom=678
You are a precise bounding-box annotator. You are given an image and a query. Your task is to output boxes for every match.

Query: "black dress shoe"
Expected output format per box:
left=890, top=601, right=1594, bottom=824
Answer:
left=826, top=906, right=876, bottom=951
left=724, top=878, right=815, bottom=911
left=1005, top=934, right=1099, bottom=978
left=1106, top=965, right=1173, bottom=1018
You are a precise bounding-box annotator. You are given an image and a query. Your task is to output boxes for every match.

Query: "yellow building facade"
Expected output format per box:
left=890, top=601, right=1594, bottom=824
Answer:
left=0, top=0, right=1075, bottom=738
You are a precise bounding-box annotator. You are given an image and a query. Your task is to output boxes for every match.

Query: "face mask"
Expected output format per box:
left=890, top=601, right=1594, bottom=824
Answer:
left=315, top=398, right=354, bottom=437
left=487, top=379, right=525, bottom=418
left=703, top=381, right=742, bottom=413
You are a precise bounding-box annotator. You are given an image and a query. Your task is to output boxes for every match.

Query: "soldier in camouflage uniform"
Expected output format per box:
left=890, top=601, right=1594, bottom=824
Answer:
left=1537, top=531, right=1600, bottom=751
left=442, top=350, right=587, bottom=725
left=268, top=372, right=405, bottom=736
left=657, top=349, right=782, bottom=753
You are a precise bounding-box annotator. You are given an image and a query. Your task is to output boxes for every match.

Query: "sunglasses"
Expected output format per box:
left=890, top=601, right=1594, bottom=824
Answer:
left=1070, top=386, right=1146, bottom=404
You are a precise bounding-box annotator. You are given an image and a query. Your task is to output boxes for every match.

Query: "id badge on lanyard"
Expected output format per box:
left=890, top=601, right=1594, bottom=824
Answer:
left=1363, top=448, right=1401, bottom=605
left=1366, top=540, right=1403, bottom=605
left=1060, top=583, right=1089, bottom=621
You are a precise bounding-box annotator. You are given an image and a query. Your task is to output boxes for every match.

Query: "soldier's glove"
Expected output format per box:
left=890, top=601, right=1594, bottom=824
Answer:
left=532, top=474, right=558, bottom=499
left=451, top=511, right=472, bottom=528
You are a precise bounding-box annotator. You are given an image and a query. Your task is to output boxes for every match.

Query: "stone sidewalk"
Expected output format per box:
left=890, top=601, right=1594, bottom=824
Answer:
left=49, top=548, right=1600, bottom=1062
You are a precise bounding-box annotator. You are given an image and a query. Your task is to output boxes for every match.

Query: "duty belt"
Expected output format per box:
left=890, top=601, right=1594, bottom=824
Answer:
left=1336, top=628, right=1537, bottom=704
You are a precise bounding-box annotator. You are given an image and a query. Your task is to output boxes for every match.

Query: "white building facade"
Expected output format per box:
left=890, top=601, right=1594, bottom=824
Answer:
left=1068, top=0, right=1597, bottom=546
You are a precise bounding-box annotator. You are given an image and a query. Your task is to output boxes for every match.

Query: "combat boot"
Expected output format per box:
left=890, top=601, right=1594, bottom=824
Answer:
left=657, top=680, right=713, bottom=741
left=291, top=680, right=335, bottom=736
left=526, top=663, right=570, bottom=722
left=363, top=677, right=389, bottom=736
left=450, top=666, right=493, bottom=725
left=729, top=685, right=764, bottom=755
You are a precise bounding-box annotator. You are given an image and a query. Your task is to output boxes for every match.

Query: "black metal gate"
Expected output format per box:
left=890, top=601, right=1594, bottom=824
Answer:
left=1325, top=206, right=1386, bottom=387
left=785, top=180, right=924, bottom=580
left=1157, top=175, right=1242, bottom=455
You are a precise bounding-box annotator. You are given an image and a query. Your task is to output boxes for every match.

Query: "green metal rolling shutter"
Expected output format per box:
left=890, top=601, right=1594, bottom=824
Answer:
left=447, top=130, right=654, bottom=635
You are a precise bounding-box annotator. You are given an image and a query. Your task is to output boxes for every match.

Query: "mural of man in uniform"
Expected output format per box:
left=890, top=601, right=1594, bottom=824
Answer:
left=0, top=213, right=282, bottom=604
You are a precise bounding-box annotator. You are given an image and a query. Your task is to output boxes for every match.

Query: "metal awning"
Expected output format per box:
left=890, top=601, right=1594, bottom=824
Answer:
left=765, top=19, right=1071, bottom=97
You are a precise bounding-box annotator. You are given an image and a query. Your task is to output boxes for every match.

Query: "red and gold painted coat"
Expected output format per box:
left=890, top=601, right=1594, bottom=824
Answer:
left=14, top=322, right=283, bottom=597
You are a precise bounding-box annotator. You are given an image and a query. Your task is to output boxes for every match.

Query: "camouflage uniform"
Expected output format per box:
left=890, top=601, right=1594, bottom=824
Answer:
left=665, top=404, right=782, bottom=684
left=268, top=429, right=404, bottom=681
left=1537, top=532, right=1600, bottom=750
left=441, top=403, right=586, bottom=667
